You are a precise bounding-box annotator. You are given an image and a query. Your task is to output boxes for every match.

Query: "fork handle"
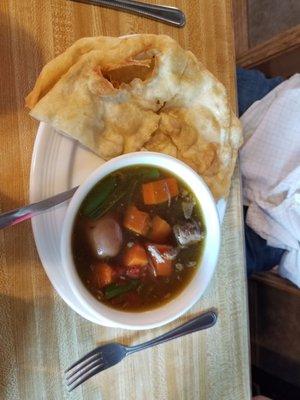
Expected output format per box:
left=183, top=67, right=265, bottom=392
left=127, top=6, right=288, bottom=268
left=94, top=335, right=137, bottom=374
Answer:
left=128, top=310, right=217, bottom=354
left=72, top=0, right=186, bottom=27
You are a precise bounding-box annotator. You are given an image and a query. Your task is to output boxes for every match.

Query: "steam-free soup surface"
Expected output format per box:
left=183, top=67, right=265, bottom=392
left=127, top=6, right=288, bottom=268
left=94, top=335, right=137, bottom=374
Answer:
left=72, top=166, right=205, bottom=312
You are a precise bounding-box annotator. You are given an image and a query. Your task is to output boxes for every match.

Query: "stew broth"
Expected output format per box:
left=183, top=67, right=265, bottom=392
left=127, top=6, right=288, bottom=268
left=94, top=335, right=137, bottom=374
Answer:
left=72, top=165, right=205, bottom=312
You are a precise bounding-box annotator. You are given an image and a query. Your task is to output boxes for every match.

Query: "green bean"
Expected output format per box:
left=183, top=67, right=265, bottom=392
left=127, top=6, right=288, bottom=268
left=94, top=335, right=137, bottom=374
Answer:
left=104, top=280, right=139, bottom=300
left=81, top=176, right=116, bottom=217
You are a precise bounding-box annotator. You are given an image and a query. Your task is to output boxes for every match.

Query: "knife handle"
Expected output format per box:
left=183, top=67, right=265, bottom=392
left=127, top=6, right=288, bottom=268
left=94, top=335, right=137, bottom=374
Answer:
left=0, top=209, right=33, bottom=229
left=0, top=187, right=78, bottom=230
left=72, top=0, right=186, bottom=27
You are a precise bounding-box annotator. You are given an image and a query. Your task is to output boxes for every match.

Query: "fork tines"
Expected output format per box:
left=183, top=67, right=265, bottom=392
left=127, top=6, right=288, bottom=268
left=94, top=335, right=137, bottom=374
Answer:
left=65, top=348, right=106, bottom=391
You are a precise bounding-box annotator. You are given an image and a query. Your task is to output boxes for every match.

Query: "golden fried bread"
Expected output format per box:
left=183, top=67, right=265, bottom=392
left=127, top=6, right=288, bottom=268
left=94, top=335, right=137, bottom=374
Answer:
left=26, top=34, right=242, bottom=199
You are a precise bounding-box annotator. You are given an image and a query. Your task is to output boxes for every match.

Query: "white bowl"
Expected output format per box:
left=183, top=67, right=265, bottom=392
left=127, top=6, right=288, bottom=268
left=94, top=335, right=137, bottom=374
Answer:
left=61, top=152, right=220, bottom=330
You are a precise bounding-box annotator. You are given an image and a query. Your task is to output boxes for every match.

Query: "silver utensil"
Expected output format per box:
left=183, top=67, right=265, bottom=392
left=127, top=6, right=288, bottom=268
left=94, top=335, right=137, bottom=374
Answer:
left=71, top=0, right=186, bottom=27
left=66, top=310, right=217, bottom=391
left=0, top=187, right=78, bottom=229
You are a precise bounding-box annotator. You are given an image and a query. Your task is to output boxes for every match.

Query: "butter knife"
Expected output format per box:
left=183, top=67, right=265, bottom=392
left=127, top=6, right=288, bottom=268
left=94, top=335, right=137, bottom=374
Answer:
left=71, top=0, right=186, bottom=27
left=0, top=187, right=78, bottom=229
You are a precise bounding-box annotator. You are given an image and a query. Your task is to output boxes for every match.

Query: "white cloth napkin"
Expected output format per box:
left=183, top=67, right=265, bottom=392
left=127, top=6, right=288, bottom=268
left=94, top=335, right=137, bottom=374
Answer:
left=240, top=74, right=300, bottom=287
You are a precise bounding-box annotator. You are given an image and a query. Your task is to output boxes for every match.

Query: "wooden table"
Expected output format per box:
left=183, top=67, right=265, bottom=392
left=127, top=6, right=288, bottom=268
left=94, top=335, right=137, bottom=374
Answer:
left=0, top=1, right=251, bottom=399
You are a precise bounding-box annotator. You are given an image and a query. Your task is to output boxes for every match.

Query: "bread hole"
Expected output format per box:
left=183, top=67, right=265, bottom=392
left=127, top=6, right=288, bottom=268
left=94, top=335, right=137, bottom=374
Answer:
left=103, top=58, right=155, bottom=89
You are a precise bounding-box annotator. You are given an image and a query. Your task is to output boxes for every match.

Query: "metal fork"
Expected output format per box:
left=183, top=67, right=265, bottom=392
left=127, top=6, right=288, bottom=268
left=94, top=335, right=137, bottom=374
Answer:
left=65, top=310, right=217, bottom=391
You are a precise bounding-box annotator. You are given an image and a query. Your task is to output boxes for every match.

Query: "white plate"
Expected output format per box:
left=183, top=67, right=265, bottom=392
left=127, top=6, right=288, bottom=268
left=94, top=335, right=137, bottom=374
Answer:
left=30, top=122, right=226, bottom=326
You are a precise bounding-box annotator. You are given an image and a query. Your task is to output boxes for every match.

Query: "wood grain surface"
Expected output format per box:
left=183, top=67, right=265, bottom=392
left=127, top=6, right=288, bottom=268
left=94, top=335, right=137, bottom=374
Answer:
left=233, top=0, right=249, bottom=58
left=0, top=1, right=251, bottom=399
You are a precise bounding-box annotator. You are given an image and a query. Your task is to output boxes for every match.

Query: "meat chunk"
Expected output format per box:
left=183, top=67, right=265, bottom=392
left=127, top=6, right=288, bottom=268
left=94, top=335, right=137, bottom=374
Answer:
left=182, top=200, right=194, bottom=219
left=173, top=221, right=203, bottom=247
left=146, top=244, right=177, bottom=277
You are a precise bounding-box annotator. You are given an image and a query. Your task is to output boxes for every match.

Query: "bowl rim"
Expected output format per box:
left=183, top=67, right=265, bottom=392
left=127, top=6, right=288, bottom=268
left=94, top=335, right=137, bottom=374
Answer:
left=60, top=151, right=221, bottom=330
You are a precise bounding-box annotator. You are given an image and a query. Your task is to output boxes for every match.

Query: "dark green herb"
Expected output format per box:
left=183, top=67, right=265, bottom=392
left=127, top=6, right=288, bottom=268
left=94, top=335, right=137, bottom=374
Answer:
left=139, top=167, right=160, bottom=181
left=104, top=280, right=139, bottom=300
left=83, top=175, right=130, bottom=219
left=82, top=167, right=161, bottom=219
left=81, top=175, right=116, bottom=218
left=126, top=179, right=139, bottom=205
left=93, top=186, right=128, bottom=218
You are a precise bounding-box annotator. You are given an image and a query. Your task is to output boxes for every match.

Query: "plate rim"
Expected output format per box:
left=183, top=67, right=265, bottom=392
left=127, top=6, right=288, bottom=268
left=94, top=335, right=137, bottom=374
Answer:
left=29, top=122, right=226, bottom=327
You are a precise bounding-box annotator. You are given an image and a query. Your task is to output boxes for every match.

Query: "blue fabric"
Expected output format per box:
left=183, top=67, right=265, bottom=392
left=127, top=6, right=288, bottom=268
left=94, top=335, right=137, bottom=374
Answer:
left=237, top=68, right=285, bottom=276
left=244, top=208, right=286, bottom=277
left=237, top=67, right=284, bottom=116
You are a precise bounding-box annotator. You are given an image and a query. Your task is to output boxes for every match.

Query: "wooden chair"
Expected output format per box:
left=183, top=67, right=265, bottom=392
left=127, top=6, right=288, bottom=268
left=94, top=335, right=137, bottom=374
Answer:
left=249, top=273, right=300, bottom=388
left=233, top=0, right=300, bottom=77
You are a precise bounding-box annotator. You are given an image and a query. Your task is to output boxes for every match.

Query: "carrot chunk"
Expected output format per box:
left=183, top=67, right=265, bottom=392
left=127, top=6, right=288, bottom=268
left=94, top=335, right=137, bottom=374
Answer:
left=142, top=182, right=156, bottom=205
left=149, top=215, right=172, bottom=243
left=155, top=259, right=172, bottom=277
left=146, top=244, right=173, bottom=277
left=123, top=244, right=148, bottom=267
left=142, top=178, right=179, bottom=205
left=90, top=263, right=116, bottom=288
left=123, top=205, right=151, bottom=236
left=165, top=177, right=179, bottom=197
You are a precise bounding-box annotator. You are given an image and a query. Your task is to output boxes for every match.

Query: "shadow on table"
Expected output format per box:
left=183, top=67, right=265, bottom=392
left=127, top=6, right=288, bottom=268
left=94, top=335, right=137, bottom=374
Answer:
left=0, top=293, right=27, bottom=397
left=0, top=191, right=42, bottom=268
left=0, top=10, right=43, bottom=115
left=0, top=294, right=35, bottom=398
left=0, top=292, right=63, bottom=399
left=0, top=220, right=41, bottom=268
left=0, top=191, right=20, bottom=213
